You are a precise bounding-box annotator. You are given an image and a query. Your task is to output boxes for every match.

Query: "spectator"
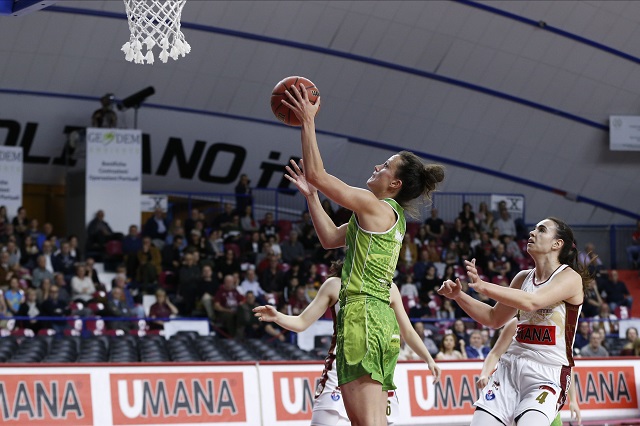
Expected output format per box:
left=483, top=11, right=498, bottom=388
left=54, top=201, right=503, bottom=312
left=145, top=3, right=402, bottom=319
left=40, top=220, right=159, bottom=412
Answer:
left=450, top=318, right=469, bottom=346
left=419, top=264, right=440, bottom=300
left=237, top=266, right=266, bottom=301
left=20, top=235, right=39, bottom=270
left=35, top=277, right=52, bottom=304
left=493, top=207, right=517, bottom=238
left=413, top=321, right=439, bottom=356
left=259, top=212, right=279, bottom=242
left=212, top=202, right=235, bottom=231
left=602, top=270, right=632, bottom=313
left=91, top=93, right=118, bottom=128
left=320, top=199, right=337, bottom=225
left=37, top=222, right=56, bottom=251
left=105, top=286, right=132, bottom=331
left=221, top=214, right=243, bottom=244
left=582, top=279, right=603, bottom=318
left=136, top=236, right=162, bottom=293
left=177, top=250, right=201, bottom=315
left=112, top=273, right=144, bottom=318
left=458, top=202, right=476, bottom=230
left=293, top=211, right=314, bottom=242
left=161, top=235, right=184, bottom=275
left=441, top=240, right=460, bottom=266
left=31, top=254, right=55, bottom=290
left=122, top=225, right=142, bottom=277
left=11, top=206, right=28, bottom=239
left=0, top=292, right=9, bottom=329
left=237, top=291, right=262, bottom=339
left=67, top=235, right=82, bottom=261
left=86, top=210, right=115, bottom=257
left=424, top=208, right=445, bottom=241
left=399, top=233, right=419, bottom=270
left=235, top=174, right=253, bottom=216
left=4, top=276, right=24, bottom=315
left=413, top=225, right=430, bottom=252
left=17, top=288, right=40, bottom=332
left=399, top=275, right=419, bottom=308
left=40, top=240, right=55, bottom=273
left=239, top=205, right=260, bottom=234
left=85, top=257, right=104, bottom=291
left=435, top=333, right=466, bottom=360
left=423, top=239, right=442, bottom=264
left=0, top=251, right=13, bottom=289
left=52, top=273, right=71, bottom=304
left=207, top=228, right=226, bottom=261
left=465, top=329, right=490, bottom=359
left=280, top=230, right=306, bottom=265
left=578, top=332, right=609, bottom=357
left=288, top=285, right=309, bottom=316
left=502, top=234, right=524, bottom=261
left=486, top=243, right=512, bottom=280
left=3, top=240, right=20, bottom=268
left=574, top=321, right=591, bottom=351
left=215, top=248, right=241, bottom=281
left=447, top=218, right=470, bottom=245
left=199, top=264, right=220, bottom=321
left=149, top=288, right=179, bottom=330
left=213, top=274, right=244, bottom=338
left=143, top=207, right=169, bottom=249
left=39, top=285, right=69, bottom=333
left=620, top=327, right=639, bottom=356
left=627, top=219, right=640, bottom=269
left=592, top=303, right=619, bottom=336
left=52, top=240, right=76, bottom=282
left=70, top=263, right=95, bottom=303
left=578, top=242, right=603, bottom=274
left=183, top=208, right=200, bottom=238
left=164, top=220, right=186, bottom=250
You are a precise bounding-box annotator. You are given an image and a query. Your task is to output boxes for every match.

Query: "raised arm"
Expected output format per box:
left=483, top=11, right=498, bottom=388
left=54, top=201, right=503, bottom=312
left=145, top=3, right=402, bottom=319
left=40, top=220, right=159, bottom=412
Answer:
left=283, top=85, right=388, bottom=220
left=285, top=160, right=347, bottom=249
left=253, top=277, right=340, bottom=333
left=477, top=318, right=517, bottom=389
left=390, top=284, right=441, bottom=383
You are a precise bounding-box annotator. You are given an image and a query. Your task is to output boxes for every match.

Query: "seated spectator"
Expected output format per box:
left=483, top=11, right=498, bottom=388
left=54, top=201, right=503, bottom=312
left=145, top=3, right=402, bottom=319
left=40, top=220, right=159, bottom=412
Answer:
left=237, top=291, right=263, bottom=339
left=602, top=269, right=632, bottom=313
left=592, top=303, right=619, bottom=336
left=40, top=285, right=69, bottom=333
left=31, top=254, right=54, bottom=290
left=441, top=240, right=460, bottom=266
left=436, top=299, right=456, bottom=320
left=85, top=257, right=105, bottom=291
left=149, top=288, right=179, bottom=330
left=71, top=263, right=95, bottom=303
left=67, top=235, right=82, bottom=262
left=578, top=332, right=609, bottom=357
left=239, top=205, right=260, bottom=234
left=435, top=333, right=466, bottom=360
left=399, top=275, right=419, bottom=310
left=213, top=274, right=244, bottom=338
left=40, top=240, right=55, bottom=273
left=574, top=321, right=591, bottom=350
left=465, top=329, right=490, bottom=359
left=280, top=230, right=306, bottom=265
left=136, top=236, right=162, bottom=293
left=221, top=214, right=243, bottom=244
left=105, top=286, right=133, bottom=331
left=423, top=240, right=442, bottom=264
left=288, top=284, right=310, bottom=316
left=53, top=240, right=77, bottom=282
left=0, top=292, right=10, bottom=329
left=237, top=266, right=266, bottom=302
left=122, top=225, right=142, bottom=277
left=143, top=207, right=169, bottom=249
left=450, top=318, right=470, bottom=346
left=578, top=242, right=603, bottom=274
left=17, top=288, right=40, bottom=332
left=52, top=273, right=71, bottom=304
left=399, top=233, right=419, bottom=270
left=37, top=222, right=56, bottom=251
left=486, top=243, right=512, bottom=280
left=184, top=208, right=200, bottom=237
left=259, top=212, right=279, bottom=242
left=161, top=235, right=184, bottom=275
left=502, top=234, right=524, bottom=261
left=267, top=235, right=282, bottom=260
left=620, top=327, right=638, bottom=356
left=458, top=202, right=476, bottom=230
left=414, top=321, right=439, bottom=356
left=112, top=273, right=144, bottom=318
left=3, top=240, right=21, bottom=268
left=424, top=208, right=445, bottom=241
left=4, top=276, right=24, bottom=315
left=86, top=210, right=116, bottom=258
left=493, top=207, right=517, bottom=238
left=582, top=279, right=603, bottom=318
left=0, top=251, right=12, bottom=289
left=20, top=235, right=39, bottom=270
left=215, top=248, right=241, bottom=281
left=212, top=202, right=235, bottom=230
left=35, top=277, right=51, bottom=305
left=413, top=226, right=430, bottom=252
left=197, top=264, right=219, bottom=320
left=627, top=219, right=640, bottom=269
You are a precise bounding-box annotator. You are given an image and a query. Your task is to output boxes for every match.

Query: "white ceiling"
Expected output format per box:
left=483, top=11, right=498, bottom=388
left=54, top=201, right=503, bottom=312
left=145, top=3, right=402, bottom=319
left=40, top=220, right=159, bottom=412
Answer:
left=1, top=1, right=639, bottom=224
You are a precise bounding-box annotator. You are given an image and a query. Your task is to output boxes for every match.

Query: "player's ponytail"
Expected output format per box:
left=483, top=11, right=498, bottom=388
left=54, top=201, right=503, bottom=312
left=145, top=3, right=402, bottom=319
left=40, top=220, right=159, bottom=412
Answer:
left=548, top=217, right=593, bottom=292
left=395, top=151, right=445, bottom=218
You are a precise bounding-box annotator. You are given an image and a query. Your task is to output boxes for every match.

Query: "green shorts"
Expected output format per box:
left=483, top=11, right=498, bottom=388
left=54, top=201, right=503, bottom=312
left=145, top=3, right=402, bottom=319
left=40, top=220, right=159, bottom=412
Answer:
left=336, top=297, right=400, bottom=391
left=550, top=413, right=562, bottom=426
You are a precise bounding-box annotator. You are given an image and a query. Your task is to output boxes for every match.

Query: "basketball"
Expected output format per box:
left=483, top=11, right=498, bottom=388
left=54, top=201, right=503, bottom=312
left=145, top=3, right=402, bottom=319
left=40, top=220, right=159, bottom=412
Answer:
left=270, top=76, right=320, bottom=126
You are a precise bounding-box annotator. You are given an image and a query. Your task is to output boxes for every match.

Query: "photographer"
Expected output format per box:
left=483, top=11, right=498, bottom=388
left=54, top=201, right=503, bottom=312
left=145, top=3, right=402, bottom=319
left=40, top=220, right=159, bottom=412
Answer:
left=91, top=93, right=118, bottom=128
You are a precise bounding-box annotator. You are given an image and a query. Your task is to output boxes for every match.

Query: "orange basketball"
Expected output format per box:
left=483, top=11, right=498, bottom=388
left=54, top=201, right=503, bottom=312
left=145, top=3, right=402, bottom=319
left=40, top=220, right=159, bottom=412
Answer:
left=270, top=76, right=320, bottom=126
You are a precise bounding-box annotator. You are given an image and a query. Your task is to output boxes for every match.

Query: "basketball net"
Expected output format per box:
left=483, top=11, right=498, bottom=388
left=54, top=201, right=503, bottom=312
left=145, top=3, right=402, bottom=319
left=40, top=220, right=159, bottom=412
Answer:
left=121, top=0, right=191, bottom=64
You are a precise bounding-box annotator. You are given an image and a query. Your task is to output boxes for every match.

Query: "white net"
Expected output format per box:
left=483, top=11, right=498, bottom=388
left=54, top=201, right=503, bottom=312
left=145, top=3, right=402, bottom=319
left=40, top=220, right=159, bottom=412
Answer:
left=121, top=0, right=191, bottom=65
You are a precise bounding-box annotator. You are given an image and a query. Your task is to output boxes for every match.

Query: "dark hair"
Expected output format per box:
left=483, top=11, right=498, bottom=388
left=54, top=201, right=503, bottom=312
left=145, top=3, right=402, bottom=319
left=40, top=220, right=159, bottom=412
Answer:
left=328, top=259, right=344, bottom=278
left=394, top=151, right=445, bottom=218
left=547, top=217, right=593, bottom=291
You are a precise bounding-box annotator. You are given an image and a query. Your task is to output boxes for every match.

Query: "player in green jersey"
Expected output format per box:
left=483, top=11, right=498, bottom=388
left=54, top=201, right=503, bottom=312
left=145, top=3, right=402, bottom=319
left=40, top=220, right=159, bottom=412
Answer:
left=282, top=84, right=444, bottom=426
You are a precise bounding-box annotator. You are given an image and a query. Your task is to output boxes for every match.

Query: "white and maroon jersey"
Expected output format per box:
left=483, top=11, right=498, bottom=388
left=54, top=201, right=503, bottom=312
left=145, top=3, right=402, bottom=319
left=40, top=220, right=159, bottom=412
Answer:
left=315, top=301, right=341, bottom=399
left=507, top=265, right=582, bottom=367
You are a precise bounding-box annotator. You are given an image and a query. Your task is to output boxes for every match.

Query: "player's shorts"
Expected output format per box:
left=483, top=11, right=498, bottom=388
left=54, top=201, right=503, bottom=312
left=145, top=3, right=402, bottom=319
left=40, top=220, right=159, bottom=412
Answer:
left=550, top=412, right=563, bottom=426
left=337, top=296, right=400, bottom=390
left=474, top=352, right=570, bottom=426
left=312, top=388, right=400, bottom=426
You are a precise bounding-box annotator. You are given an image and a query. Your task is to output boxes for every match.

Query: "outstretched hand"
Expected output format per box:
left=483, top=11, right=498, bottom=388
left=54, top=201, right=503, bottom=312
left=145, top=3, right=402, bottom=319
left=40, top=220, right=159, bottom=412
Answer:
left=428, top=360, right=441, bottom=384
left=284, top=159, right=317, bottom=198
left=465, top=258, right=487, bottom=294
left=282, top=83, right=321, bottom=124
left=437, top=278, right=463, bottom=300
left=253, top=305, right=279, bottom=323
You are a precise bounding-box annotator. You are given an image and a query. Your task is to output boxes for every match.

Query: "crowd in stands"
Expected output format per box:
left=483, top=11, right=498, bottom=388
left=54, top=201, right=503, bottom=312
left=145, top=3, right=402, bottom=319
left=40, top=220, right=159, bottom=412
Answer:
left=0, top=198, right=638, bottom=358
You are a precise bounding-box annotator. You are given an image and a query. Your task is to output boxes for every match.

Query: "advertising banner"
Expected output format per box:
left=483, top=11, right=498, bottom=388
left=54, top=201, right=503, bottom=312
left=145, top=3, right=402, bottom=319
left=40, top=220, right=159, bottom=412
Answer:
left=85, top=127, right=142, bottom=234
left=0, top=145, right=22, bottom=218
left=610, top=115, right=640, bottom=151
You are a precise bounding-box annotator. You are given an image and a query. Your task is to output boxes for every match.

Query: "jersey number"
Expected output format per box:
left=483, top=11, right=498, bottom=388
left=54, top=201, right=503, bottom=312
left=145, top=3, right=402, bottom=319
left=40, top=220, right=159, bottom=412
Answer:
left=536, top=391, right=548, bottom=405
left=386, top=400, right=391, bottom=416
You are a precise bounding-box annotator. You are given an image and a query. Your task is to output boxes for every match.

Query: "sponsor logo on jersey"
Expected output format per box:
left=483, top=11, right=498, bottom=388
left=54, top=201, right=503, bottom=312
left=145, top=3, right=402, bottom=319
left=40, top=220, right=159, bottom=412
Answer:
left=331, top=390, right=341, bottom=401
left=485, top=390, right=495, bottom=401
left=492, top=380, right=500, bottom=389
left=516, top=324, right=556, bottom=345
